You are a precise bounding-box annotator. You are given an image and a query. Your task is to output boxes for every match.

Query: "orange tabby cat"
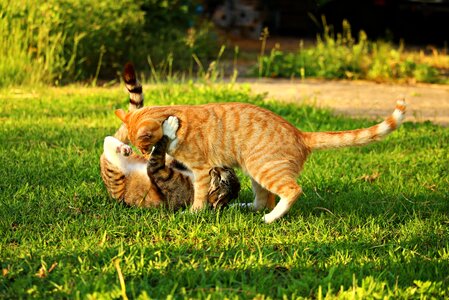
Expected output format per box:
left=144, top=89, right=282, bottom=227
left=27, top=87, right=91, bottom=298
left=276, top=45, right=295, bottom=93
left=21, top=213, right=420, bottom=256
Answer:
left=115, top=70, right=406, bottom=223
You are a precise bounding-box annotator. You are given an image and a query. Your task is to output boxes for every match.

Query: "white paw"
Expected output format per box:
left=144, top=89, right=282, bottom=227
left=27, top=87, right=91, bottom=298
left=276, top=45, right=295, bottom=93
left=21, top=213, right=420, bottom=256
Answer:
left=263, top=214, right=275, bottom=224
left=162, top=116, right=179, bottom=140
left=262, top=199, right=290, bottom=223
left=189, top=203, right=204, bottom=212
left=116, top=144, right=133, bottom=156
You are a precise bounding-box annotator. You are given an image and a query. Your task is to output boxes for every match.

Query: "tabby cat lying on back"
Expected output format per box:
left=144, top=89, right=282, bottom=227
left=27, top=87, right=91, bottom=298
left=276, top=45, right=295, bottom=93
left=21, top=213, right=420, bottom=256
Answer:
left=116, top=64, right=406, bottom=223
left=100, top=64, right=240, bottom=209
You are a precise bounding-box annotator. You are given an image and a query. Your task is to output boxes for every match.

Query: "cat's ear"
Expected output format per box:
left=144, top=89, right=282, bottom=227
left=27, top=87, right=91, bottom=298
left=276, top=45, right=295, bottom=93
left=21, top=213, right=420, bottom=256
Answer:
left=209, top=168, right=220, bottom=177
left=115, top=109, right=128, bottom=124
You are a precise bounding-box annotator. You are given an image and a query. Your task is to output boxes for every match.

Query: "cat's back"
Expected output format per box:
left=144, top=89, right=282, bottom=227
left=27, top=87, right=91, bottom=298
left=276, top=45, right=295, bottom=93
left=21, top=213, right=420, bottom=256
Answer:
left=139, top=102, right=302, bottom=148
left=162, top=102, right=297, bottom=130
left=197, top=102, right=299, bottom=136
left=143, top=102, right=283, bottom=118
left=167, top=103, right=306, bottom=168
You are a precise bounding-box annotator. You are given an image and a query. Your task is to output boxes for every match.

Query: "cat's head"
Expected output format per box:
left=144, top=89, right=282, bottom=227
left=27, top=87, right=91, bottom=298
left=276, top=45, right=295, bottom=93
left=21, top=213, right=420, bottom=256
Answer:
left=208, top=167, right=241, bottom=209
left=115, top=109, right=163, bottom=154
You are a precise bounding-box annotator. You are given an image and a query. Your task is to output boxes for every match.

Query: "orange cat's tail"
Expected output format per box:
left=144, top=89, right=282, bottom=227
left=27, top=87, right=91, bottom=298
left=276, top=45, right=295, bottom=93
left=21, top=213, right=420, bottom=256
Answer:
left=302, top=100, right=406, bottom=150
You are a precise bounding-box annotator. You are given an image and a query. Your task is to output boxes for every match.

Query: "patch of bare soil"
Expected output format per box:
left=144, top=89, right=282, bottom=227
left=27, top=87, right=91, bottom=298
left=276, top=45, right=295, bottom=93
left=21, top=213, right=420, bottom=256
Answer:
left=238, top=78, right=449, bottom=126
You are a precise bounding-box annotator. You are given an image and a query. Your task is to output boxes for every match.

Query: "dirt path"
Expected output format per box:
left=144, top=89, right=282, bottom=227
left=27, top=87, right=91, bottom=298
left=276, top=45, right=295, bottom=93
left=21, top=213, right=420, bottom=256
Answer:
left=238, top=79, right=449, bottom=125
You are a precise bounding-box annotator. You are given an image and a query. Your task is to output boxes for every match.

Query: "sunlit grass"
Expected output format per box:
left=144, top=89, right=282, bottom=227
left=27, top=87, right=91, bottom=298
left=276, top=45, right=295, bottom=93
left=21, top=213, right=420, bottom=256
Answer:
left=0, top=84, right=448, bottom=299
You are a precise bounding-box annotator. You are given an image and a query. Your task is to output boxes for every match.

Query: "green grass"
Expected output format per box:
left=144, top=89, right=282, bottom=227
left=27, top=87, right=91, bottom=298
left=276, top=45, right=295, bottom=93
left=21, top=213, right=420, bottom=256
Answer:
left=1, top=84, right=448, bottom=299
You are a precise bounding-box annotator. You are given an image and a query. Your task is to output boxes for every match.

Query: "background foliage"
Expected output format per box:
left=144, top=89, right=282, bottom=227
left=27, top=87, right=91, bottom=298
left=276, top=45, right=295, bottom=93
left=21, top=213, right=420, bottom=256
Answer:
left=256, top=20, right=447, bottom=84
left=1, top=1, right=447, bottom=86
left=0, top=0, right=216, bottom=86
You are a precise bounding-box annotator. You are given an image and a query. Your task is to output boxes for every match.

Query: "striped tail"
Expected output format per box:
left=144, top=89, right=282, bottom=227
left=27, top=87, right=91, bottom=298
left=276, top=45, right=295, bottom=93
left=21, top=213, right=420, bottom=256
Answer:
left=123, top=62, right=144, bottom=111
left=114, top=63, right=145, bottom=142
left=303, top=100, right=406, bottom=150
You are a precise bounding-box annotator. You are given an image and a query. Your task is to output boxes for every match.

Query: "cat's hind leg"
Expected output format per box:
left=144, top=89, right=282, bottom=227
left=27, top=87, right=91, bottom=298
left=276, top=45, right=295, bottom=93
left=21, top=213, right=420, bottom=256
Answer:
left=250, top=178, right=276, bottom=211
left=263, top=181, right=302, bottom=223
left=247, top=162, right=302, bottom=223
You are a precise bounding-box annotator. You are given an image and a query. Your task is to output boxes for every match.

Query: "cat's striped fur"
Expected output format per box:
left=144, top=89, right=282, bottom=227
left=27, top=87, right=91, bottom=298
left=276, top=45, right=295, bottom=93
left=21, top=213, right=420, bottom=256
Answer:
left=302, top=100, right=407, bottom=150
left=100, top=63, right=240, bottom=209
left=116, top=65, right=406, bottom=223
left=100, top=136, right=164, bottom=208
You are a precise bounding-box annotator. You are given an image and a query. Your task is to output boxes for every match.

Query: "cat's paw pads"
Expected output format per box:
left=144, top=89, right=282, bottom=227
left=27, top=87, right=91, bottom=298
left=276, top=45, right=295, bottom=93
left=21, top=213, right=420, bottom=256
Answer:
left=116, top=144, right=133, bottom=156
left=163, top=116, right=179, bottom=140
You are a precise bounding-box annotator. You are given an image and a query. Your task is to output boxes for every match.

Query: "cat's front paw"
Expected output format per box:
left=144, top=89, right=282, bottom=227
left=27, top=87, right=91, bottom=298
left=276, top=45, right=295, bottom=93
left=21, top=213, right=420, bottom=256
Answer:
left=116, top=144, right=133, bottom=156
left=162, top=116, right=179, bottom=140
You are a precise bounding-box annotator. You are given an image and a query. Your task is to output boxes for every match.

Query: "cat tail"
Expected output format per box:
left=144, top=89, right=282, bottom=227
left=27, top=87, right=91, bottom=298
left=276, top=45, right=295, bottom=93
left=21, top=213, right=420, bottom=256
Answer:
left=114, top=63, right=144, bottom=142
left=123, top=62, right=144, bottom=111
left=302, top=100, right=406, bottom=150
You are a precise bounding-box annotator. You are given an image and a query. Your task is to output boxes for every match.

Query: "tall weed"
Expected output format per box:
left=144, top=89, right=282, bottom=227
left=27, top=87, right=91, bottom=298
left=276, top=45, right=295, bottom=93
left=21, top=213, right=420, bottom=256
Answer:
left=256, top=20, right=446, bottom=83
left=0, top=0, right=217, bottom=86
left=0, top=1, right=70, bottom=86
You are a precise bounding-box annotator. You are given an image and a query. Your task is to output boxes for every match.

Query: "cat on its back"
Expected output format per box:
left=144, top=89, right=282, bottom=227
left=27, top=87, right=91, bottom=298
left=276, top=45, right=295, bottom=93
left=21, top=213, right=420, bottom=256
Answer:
left=116, top=64, right=406, bottom=223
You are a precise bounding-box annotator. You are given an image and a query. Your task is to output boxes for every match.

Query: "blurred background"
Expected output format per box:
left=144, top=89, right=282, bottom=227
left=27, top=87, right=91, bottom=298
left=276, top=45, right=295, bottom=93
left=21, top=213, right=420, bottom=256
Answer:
left=0, top=0, right=447, bottom=86
left=207, top=0, right=449, bottom=43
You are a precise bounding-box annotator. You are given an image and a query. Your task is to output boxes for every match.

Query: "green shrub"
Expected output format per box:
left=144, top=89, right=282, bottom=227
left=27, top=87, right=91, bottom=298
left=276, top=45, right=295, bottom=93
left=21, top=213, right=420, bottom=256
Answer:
left=0, top=0, right=217, bottom=86
left=256, top=20, right=445, bottom=83
left=0, top=1, right=68, bottom=86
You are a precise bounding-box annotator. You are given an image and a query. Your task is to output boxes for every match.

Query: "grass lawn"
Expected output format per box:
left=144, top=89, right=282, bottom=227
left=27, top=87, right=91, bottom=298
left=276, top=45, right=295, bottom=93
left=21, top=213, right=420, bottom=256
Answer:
left=1, top=84, right=448, bottom=299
